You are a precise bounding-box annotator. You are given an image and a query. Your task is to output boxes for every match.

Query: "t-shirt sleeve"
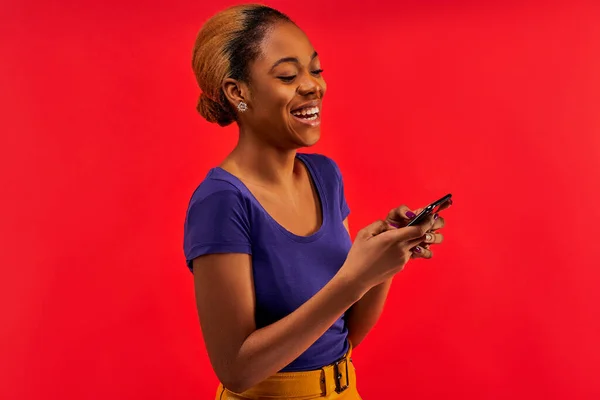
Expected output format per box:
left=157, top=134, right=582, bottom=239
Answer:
left=327, top=157, right=351, bottom=221
left=183, top=189, right=252, bottom=272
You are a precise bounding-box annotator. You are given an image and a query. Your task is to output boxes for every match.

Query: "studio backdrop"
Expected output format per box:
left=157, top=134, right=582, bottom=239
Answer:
left=1, top=1, right=599, bottom=399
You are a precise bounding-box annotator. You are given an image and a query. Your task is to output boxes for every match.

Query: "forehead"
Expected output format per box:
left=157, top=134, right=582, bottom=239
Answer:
left=258, top=22, right=316, bottom=66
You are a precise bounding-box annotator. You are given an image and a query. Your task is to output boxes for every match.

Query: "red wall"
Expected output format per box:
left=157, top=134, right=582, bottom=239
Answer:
left=2, top=1, right=599, bottom=399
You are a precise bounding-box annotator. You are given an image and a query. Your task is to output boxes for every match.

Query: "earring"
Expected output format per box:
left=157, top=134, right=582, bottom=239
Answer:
left=237, top=101, right=248, bottom=112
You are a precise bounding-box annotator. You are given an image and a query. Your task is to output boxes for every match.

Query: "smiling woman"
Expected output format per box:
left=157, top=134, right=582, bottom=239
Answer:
left=192, top=6, right=325, bottom=146
left=185, top=3, right=446, bottom=400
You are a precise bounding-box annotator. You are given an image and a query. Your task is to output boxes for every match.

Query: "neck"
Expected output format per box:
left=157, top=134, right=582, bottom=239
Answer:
left=221, top=129, right=300, bottom=187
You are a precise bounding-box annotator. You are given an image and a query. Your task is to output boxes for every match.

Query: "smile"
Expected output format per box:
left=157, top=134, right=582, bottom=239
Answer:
left=290, top=106, right=321, bottom=126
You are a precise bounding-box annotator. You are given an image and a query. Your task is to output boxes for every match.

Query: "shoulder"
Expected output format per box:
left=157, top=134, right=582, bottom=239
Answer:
left=186, top=169, right=251, bottom=217
left=183, top=170, right=253, bottom=272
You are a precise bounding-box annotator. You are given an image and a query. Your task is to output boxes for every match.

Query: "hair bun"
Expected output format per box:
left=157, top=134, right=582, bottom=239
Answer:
left=197, top=92, right=234, bottom=127
left=192, top=5, right=292, bottom=128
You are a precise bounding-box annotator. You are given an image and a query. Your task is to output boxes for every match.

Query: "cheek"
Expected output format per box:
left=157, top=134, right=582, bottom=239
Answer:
left=274, top=85, right=296, bottom=107
left=260, top=86, right=296, bottom=119
left=250, top=82, right=311, bottom=122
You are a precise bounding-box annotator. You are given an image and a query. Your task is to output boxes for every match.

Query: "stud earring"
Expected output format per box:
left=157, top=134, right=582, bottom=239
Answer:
left=237, top=101, right=248, bottom=112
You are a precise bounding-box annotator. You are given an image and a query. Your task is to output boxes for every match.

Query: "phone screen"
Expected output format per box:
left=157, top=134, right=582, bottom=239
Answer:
left=406, top=194, right=452, bottom=227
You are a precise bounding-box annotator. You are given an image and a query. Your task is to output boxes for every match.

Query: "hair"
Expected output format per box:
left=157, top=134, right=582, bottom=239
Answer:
left=192, top=4, right=293, bottom=127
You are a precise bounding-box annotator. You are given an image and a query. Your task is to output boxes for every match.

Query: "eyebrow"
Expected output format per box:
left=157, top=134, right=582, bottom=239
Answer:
left=270, top=51, right=318, bottom=71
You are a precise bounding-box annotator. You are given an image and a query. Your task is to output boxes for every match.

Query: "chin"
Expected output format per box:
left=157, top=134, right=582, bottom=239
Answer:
left=294, top=128, right=321, bottom=148
left=284, top=116, right=322, bottom=148
left=305, top=132, right=321, bottom=147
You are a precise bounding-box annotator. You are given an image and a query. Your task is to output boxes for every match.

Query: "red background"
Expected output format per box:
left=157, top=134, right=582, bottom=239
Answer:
left=2, top=1, right=600, bottom=399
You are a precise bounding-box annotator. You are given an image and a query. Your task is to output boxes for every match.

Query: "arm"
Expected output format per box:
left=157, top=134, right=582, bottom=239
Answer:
left=193, top=253, right=366, bottom=394
left=343, top=217, right=394, bottom=348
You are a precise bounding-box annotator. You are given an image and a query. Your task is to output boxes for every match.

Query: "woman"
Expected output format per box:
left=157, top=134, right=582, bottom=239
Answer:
left=183, top=4, right=449, bottom=399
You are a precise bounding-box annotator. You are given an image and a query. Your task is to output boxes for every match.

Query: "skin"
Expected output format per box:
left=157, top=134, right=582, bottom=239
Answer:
left=344, top=202, right=450, bottom=347
left=193, top=21, right=449, bottom=393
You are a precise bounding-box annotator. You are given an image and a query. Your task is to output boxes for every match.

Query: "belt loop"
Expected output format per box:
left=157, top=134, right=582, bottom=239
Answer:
left=320, top=366, right=334, bottom=396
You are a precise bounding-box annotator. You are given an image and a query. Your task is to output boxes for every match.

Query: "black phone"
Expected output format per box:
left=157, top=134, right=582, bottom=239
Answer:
left=406, top=194, right=452, bottom=227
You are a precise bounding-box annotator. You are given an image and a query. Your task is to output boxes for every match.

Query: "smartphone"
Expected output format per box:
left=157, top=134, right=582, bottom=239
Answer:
left=406, top=194, right=452, bottom=227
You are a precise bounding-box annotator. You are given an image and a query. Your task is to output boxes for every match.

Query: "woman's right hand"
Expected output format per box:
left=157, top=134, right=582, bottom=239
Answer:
left=339, top=216, right=437, bottom=293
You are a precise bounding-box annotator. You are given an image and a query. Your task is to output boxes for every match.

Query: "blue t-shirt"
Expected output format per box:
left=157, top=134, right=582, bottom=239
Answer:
left=183, top=153, right=352, bottom=372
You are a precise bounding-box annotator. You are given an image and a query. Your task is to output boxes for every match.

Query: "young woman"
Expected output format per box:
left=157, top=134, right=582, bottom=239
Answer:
left=183, top=4, right=449, bottom=399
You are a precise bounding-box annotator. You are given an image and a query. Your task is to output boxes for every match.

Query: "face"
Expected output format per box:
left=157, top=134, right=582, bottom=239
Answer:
left=243, top=22, right=326, bottom=148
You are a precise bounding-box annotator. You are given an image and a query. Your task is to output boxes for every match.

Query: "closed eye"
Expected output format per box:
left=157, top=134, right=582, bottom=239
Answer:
left=278, top=76, right=296, bottom=82
left=278, top=69, right=323, bottom=83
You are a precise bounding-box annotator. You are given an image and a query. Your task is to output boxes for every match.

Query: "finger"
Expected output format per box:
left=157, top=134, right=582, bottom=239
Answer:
left=423, top=231, right=444, bottom=245
left=437, top=198, right=453, bottom=212
left=430, top=215, right=446, bottom=231
left=411, top=245, right=433, bottom=259
left=360, top=219, right=392, bottom=238
left=382, top=215, right=436, bottom=242
left=407, top=235, right=427, bottom=248
left=386, top=205, right=417, bottom=227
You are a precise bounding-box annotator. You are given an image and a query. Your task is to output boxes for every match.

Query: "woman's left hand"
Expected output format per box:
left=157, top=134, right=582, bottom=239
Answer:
left=385, top=200, right=451, bottom=259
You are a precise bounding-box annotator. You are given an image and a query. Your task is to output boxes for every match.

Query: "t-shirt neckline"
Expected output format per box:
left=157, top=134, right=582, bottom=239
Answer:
left=210, top=153, right=329, bottom=243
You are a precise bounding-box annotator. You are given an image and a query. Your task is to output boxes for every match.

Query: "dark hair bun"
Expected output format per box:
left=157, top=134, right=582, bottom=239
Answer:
left=197, top=92, right=234, bottom=127
left=192, top=5, right=292, bottom=128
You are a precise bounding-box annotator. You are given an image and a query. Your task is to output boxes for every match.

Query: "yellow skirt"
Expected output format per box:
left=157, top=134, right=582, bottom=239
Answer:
left=215, top=343, right=361, bottom=399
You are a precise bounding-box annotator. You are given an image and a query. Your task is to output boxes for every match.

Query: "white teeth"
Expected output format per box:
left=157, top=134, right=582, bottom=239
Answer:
left=292, top=106, right=320, bottom=117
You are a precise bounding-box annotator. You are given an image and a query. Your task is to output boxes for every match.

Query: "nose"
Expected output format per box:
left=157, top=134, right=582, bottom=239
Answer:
left=297, top=75, right=323, bottom=97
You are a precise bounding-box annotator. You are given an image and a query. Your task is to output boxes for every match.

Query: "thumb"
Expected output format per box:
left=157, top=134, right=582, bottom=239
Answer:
left=360, top=219, right=392, bottom=239
left=381, top=215, right=436, bottom=242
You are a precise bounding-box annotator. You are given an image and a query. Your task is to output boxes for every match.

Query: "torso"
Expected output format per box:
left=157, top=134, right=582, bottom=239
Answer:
left=185, top=153, right=352, bottom=371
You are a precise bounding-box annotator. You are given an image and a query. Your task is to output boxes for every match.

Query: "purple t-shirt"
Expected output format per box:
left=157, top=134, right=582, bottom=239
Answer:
left=183, top=153, right=352, bottom=372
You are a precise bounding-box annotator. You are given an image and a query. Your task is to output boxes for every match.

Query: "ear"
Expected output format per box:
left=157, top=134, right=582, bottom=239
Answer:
left=222, top=78, right=249, bottom=110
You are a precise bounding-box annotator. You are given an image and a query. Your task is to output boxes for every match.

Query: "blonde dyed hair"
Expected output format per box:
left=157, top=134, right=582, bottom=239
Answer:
left=192, top=4, right=292, bottom=126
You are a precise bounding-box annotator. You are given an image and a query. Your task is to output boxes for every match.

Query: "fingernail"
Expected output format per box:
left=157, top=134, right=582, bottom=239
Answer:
left=434, top=213, right=439, bottom=220
left=406, top=211, right=416, bottom=218
left=426, top=233, right=433, bottom=242
left=389, top=222, right=399, bottom=228
left=414, top=246, right=422, bottom=253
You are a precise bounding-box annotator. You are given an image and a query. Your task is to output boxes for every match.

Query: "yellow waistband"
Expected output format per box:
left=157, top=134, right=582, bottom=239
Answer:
left=228, top=343, right=354, bottom=398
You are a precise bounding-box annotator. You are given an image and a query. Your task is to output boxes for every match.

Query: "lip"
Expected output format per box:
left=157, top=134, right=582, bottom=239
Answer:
left=291, top=112, right=321, bottom=127
left=290, top=100, right=321, bottom=113
left=290, top=100, right=322, bottom=127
